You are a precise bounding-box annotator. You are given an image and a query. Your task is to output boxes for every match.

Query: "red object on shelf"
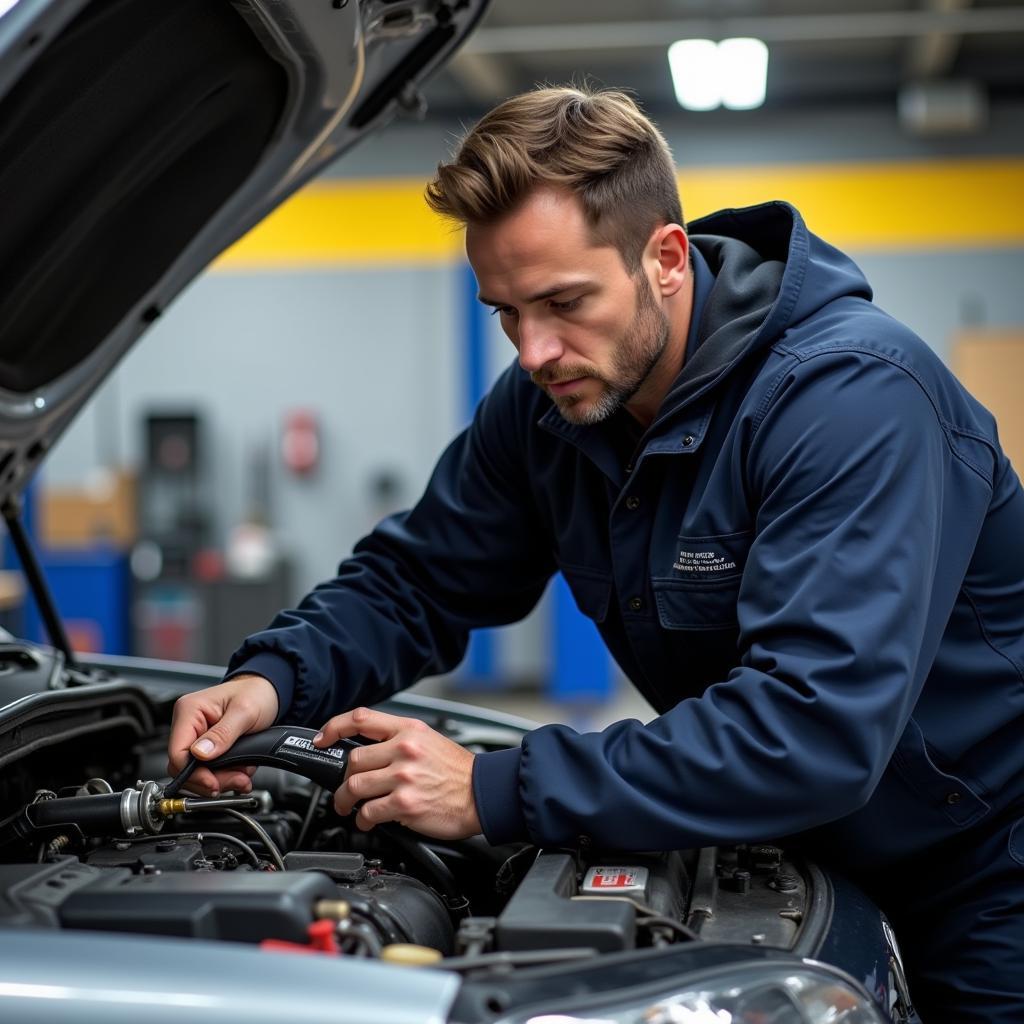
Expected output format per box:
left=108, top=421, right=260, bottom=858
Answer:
left=260, top=919, right=340, bottom=956
left=191, top=547, right=225, bottom=582
left=281, top=409, right=320, bottom=476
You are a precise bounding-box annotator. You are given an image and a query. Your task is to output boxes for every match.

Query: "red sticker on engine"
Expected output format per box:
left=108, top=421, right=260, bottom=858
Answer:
left=592, top=872, right=634, bottom=888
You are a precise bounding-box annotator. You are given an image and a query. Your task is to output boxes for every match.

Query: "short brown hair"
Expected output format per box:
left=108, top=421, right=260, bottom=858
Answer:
left=425, top=85, right=682, bottom=273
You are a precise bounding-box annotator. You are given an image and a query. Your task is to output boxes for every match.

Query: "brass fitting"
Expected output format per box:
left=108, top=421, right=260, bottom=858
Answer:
left=157, top=798, right=188, bottom=817
left=380, top=944, right=443, bottom=967
left=314, top=900, right=352, bottom=921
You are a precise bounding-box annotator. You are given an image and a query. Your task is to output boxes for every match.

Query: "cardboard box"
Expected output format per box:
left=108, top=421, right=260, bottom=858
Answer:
left=951, top=330, right=1024, bottom=474
left=0, top=570, right=24, bottom=611
left=40, top=469, right=137, bottom=549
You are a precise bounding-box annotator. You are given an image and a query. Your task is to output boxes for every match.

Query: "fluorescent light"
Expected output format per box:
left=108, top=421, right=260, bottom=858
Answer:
left=0, top=0, right=22, bottom=16
left=667, top=39, right=722, bottom=112
left=667, top=37, right=769, bottom=111
left=719, top=38, right=769, bottom=110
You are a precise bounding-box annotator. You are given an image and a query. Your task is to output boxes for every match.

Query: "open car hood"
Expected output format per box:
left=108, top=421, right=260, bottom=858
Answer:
left=0, top=0, right=486, bottom=507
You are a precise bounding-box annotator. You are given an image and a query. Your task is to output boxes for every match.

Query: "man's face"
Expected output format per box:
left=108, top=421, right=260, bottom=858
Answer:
left=467, top=188, right=671, bottom=426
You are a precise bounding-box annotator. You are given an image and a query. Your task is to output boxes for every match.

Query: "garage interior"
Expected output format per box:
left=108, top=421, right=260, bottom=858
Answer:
left=8, top=0, right=1024, bottom=731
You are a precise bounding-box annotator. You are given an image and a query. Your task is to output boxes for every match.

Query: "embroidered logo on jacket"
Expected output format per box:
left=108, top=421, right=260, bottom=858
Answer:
left=673, top=547, right=737, bottom=574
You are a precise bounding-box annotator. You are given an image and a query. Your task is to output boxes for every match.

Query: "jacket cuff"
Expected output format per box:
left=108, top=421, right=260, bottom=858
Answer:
left=223, top=652, right=296, bottom=724
left=472, top=746, right=530, bottom=844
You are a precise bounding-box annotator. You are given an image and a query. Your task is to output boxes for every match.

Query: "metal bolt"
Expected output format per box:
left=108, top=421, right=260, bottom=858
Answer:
left=314, top=900, right=352, bottom=921
left=751, top=933, right=766, bottom=944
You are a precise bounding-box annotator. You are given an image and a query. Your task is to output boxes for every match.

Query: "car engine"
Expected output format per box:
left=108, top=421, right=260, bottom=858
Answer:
left=0, top=663, right=816, bottom=969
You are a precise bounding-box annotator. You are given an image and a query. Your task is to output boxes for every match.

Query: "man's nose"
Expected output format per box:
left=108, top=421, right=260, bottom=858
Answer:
left=516, top=317, right=563, bottom=374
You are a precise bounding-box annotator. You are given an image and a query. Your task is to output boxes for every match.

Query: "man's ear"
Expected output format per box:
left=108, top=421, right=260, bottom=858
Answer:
left=648, top=223, right=688, bottom=298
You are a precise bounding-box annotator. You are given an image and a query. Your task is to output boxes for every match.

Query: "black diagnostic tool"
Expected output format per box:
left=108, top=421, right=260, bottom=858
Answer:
left=165, top=726, right=361, bottom=796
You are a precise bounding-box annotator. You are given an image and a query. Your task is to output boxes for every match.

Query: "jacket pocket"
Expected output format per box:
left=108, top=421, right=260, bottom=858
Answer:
left=559, top=565, right=613, bottom=623
left=667, top=529, right=752, bottom=583
left=890, top=717, right=990, bottom=829
left=652, top=576, right=742, bottom=630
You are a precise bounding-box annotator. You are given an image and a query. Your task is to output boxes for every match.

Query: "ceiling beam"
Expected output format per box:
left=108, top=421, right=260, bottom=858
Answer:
left=463, top=8, right=1024, bottom=56
left=446, top=51, right=517, bottom=105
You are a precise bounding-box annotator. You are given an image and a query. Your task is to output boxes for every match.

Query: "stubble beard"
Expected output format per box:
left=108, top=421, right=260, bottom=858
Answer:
left=543, top=276, right=671, bottom=426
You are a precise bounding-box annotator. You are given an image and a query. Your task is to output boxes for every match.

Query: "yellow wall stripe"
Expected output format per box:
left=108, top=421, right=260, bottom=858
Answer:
left=217, top=180, right=463, bottom=269
left=682, top=157, right=1024, bottom=251
left=215, top=156, right=1024, bottom=270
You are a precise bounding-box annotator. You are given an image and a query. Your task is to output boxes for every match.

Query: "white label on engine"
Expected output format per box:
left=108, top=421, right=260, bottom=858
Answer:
left=281, top=735, right=346, bottom=760
left=582, top=866, right=649, bottom=898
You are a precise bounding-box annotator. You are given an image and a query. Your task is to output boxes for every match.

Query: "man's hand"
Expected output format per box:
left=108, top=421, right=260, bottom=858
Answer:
left=315, top=707, right=481, bottom=840
left=167, top=675, right=279, bottom=795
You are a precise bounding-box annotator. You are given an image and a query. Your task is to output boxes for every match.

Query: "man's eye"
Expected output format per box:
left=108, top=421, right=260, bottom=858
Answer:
left=490, top=306, right=517, bottom=318
left=551, top=297, right=582, bottom=313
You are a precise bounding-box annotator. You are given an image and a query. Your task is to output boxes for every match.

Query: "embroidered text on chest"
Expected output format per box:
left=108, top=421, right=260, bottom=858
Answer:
left=672, top=547, right=737, bottom=574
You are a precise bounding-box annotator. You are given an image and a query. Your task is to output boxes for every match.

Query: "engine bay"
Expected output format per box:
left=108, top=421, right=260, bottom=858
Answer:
left=0, top=649, right=820, bottom=972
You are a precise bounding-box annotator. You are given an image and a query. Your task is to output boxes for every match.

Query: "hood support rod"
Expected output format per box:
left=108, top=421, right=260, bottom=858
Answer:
left=1, top=498, right=78, bottom=671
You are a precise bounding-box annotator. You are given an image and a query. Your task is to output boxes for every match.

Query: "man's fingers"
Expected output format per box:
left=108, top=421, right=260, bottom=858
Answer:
left=177, top=764, right=220, bottom=796
left=167, top=699, right=209, bottom=775
left=355, top=792, right=413, bottom=832
left=344, top=740, right=395, bottom=776
left=323, top=721, right=480, bottom=840
left=222, top=770, right=255, bottom=793
left=190, top=699, right=261, bottom=761
left=334, top=766, right=394, bottom=816
left=168, top=677, right=279, bottom=772
left=162, top=763, right=255, bottom=797
left=315, top=707, right=412, bottom=747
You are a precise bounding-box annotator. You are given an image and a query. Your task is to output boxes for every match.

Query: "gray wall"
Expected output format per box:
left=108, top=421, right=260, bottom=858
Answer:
left=45, top=268, right=464, bottom=594
left=855, top=248, right=1024, bottom=362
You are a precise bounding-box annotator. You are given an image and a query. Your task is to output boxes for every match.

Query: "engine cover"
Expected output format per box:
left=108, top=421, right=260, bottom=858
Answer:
left=0, top=860, right=337, bottom=943
left=495, top=849, right=689, bottom=953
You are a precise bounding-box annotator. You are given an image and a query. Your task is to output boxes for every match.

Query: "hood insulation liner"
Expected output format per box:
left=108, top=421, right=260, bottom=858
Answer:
left=0, top=0, right=288, bottom=393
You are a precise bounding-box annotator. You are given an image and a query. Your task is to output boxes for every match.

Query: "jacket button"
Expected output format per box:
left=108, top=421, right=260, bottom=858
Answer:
left=682, top=435, right=694, bottom=447
left=625, top=461, right=634, bottom=474
left=628, top=596, right=643, bottom=612
left=946, top=791, right=963, bottom=805
left=625, top=496, right=640, bottom=510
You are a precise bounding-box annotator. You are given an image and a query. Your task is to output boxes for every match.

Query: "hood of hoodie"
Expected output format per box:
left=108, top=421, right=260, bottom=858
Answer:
left=660, top=201, right=874, bottom=417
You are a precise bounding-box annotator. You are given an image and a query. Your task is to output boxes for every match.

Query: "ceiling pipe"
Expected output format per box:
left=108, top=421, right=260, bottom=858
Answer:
left=463, top=8, right=1024, bottom=56
left=906, top=0, right=973, bottom=78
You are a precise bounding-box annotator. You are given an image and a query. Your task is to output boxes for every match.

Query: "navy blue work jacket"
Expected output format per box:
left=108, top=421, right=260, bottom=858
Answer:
left=229, top=202, right=1024, bottom=870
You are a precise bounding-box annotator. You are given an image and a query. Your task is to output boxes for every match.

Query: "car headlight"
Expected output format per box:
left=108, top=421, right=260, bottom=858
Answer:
left=515, top=960, right=887, bottom=1024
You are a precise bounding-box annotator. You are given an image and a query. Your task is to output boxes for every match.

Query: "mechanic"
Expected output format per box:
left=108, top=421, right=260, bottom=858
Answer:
left=169, top=86, right=1024, bottom=1019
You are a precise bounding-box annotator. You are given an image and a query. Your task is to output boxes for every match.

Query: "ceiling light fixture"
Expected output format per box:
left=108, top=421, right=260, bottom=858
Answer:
left=668, top=37, right=769, bottom=111
left=667, top=39, right=721, bottom=111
